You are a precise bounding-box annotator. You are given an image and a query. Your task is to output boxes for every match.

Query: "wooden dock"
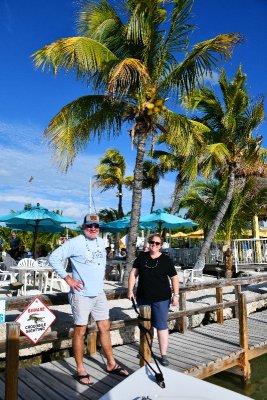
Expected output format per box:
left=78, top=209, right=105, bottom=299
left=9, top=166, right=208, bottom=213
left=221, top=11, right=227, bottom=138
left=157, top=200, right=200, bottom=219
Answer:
left=1, top=308, right=267, bottom=400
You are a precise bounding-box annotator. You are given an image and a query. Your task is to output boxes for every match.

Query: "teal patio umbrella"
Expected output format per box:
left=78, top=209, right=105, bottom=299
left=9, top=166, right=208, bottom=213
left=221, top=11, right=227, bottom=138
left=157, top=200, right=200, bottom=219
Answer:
left=0, top=203, right=76, bottom=258
left=139, top=209, right=198, bottom=231
left=100, top=217, right=131, bottom=233
left=100, top=217, right=153, bottom=233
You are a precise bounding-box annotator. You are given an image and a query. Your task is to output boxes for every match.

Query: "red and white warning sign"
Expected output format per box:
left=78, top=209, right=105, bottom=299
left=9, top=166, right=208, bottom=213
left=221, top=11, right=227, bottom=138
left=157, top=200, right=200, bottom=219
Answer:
left=16, top=296, right=56, bottom=344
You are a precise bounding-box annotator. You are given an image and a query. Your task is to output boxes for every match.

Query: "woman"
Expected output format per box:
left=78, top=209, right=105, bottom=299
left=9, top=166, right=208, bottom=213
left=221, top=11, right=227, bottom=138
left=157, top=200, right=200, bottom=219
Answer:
left=128, top=234, right=179, bottom=366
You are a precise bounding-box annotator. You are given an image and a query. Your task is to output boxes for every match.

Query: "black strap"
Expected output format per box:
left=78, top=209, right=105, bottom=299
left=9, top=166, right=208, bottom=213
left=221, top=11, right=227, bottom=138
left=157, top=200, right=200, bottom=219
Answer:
left=131, top=297, right=165, bottom=389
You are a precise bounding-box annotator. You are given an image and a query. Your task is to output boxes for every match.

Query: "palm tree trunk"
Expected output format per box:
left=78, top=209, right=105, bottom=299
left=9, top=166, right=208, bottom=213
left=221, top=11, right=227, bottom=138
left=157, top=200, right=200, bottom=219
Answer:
left=170, top=175, right=187, bottom=214
left=150, top=185, right=155, bottom=213
left=194, top=169, right=236, bottom=270
left=117, top=183, right=123, bottom=218
left=123, top=134, right=147, bottom=286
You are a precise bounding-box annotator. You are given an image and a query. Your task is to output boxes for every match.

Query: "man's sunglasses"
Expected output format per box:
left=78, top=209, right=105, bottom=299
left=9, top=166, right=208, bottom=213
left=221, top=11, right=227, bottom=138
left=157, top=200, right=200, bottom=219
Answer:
left=85, top=223, right=99, bottom=229
left=149, top=240, right=161, bottom=246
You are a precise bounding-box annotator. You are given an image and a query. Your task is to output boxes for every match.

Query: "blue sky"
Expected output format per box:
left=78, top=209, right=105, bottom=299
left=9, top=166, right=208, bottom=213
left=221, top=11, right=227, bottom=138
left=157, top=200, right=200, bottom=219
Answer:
left=0, top=0, right=266, bottom=225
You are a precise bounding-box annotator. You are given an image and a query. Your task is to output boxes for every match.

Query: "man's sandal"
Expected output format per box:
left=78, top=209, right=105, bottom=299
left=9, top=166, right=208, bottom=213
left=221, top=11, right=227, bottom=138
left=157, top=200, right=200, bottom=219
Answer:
left=107, top=364, right=129, bottom=377
left=74, top=373, right=94, bottom=386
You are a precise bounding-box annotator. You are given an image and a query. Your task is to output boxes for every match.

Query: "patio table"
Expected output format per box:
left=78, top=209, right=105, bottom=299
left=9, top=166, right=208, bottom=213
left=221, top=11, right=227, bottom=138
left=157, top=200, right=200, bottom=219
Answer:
left=109, top=259, right=126, bottom=283
left=10, top=265, right=53, bottom=296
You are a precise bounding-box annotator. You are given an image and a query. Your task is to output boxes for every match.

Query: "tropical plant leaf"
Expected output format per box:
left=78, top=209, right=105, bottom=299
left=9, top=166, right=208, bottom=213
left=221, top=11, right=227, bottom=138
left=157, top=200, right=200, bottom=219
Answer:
left=33, top=36, right=118, bottom=87
left=45, top=96, right=124, bottom=171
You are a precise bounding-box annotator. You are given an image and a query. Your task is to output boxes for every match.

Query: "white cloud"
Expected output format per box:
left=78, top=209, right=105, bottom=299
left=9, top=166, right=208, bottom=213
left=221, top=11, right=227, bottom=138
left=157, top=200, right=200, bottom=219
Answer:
left=0, top=119, right=176, bottom=225
left=202, top=70, right=220, bottom=85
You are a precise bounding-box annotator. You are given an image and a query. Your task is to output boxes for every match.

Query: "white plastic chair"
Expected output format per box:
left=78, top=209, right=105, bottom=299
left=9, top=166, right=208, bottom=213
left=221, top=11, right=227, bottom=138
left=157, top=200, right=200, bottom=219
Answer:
left=244, top=249, right=253, bottom=263
left=262, top=248, right=267, bottom=262
left=44, top=259, right=69, bottom=293
left=0, top=253, right=18, bottom=293
left=17, top=258, right=38, bottom=295
left=183, top=263, right=204, bottom=285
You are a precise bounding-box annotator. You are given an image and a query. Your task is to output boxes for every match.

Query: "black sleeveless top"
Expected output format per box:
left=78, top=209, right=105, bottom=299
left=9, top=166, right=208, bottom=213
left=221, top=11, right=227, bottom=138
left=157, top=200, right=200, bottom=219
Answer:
left=133, top=252, right=177, bottom=302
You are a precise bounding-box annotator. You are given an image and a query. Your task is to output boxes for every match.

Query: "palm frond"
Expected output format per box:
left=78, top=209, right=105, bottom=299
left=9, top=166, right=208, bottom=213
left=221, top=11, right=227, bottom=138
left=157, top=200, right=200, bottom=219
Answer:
left=163, top=111, right=208, bottom=156
left=163, top=0, right=194, bottom=55
left=44, top=95, right=124, bottom=172
left=161, top=33, right=241, bottom=97
left=33, top=37, right=118, bottom=86
left=77, top=0, right=128, bottom=58
left=108, top=58, right=150, bottom=97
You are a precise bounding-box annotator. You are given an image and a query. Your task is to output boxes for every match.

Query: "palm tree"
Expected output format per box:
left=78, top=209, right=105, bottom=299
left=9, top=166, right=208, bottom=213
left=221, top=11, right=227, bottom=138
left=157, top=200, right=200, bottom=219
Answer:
left=94, top=149, right=133, bottom=218
left=98, top=208, right=123, bottom=223
left=183, top=178, right=267, bottom=241
left=142, top=159, right=163, bottom=212
left=32, top=0, right=240, bottom=283
left=149, top=141, right=200, bottom=214
left=185, top=66, right=267, bottom=270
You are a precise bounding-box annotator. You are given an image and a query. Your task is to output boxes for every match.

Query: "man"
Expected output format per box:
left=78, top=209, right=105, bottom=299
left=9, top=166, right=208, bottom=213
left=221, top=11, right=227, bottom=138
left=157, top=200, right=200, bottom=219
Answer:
left=49, top=213, right=128, bottom=386
left=0, top=236, right=4, bottom=253
left=105, top=246, right=114, bottom=280
left=9, top=232, right=21, bottom=259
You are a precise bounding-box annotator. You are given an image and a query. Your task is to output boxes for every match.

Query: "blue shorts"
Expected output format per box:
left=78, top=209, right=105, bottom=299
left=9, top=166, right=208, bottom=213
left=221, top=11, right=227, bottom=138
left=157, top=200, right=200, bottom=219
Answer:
left=137, top=298, right=170, bottom=330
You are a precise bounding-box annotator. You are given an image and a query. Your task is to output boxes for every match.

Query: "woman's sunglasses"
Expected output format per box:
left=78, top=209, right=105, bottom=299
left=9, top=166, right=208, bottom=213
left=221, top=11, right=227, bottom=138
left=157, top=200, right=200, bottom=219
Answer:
left=149, top=240, right=161, bottom=246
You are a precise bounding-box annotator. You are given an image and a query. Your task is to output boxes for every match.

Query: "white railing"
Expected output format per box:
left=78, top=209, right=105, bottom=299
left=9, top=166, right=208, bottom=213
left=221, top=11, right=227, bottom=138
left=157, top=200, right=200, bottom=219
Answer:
left=169, top=238, right=267, bottom=273
left=233, top=238, right=267, bottom=272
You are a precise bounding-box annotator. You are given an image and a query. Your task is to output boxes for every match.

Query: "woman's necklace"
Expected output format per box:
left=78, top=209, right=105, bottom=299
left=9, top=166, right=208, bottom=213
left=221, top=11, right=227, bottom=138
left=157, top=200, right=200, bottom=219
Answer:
left=145, top=254, right=161, bottom=269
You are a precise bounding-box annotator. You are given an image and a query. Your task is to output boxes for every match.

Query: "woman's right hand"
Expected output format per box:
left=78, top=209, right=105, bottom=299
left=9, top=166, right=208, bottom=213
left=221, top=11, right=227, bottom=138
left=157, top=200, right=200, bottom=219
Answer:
left=127, top=289, right=134, bottom=301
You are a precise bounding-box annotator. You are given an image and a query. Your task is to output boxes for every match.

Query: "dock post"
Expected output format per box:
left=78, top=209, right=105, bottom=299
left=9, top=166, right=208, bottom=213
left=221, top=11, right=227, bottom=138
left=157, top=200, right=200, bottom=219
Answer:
left=176, top=292, right=187, bottom=333
left=139, top=305, right=152, bottom=367
left=86, top=316, right=97, bottom=356
left=216, top=287, right=224, bottom=324
left=238, top=293, right=251, bottom=381
left=5, top=322, right=20, bottom=400
left=234, top=284, right=241, bottom=317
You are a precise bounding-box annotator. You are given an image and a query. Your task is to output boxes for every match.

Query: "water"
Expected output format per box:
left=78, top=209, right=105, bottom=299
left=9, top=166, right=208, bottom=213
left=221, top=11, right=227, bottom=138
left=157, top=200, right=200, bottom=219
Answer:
left=206, top=353, right=267, bottom=399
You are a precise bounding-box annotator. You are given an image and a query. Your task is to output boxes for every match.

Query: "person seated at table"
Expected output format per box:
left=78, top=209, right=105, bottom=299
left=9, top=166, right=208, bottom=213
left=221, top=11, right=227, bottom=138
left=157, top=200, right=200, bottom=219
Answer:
left=16, top=246, right=30, bottom=261
left=115, top=248, right=127, bottom=260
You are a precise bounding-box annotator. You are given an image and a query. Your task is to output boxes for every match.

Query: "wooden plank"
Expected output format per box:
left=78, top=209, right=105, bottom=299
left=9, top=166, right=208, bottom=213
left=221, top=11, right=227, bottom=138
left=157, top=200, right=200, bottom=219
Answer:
left=25, top=364, right=92, bottom=400
left=0, top=376, right=6, bottom=400
left=186, top=353, right=243, bottom=379
left=177, top=330, right=241, bottom=354
left=114, top=341, right=193, bottom=371
left=203, top=320, right=267, bottom=345
left=18, top=368, right=64, bottom=400
left=169, top=331, right=241, bottom=355
left=17, top=379, right=44, bottom=400
left=64, top=355, right=128, bottom=398
left=167, top=340, right=218, bottom=366
left=41, top=359, right=101, bottom=399
left=168, top=337, right=231, bottom=363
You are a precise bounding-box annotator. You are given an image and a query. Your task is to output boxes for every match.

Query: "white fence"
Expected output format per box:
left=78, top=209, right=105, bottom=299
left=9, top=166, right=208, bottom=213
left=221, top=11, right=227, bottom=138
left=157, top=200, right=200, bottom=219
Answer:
left=169, top=238, right=267, bottom=273
left=168, top=246, right=223, bottom=268
left=233, top=238, right=267, bottom=272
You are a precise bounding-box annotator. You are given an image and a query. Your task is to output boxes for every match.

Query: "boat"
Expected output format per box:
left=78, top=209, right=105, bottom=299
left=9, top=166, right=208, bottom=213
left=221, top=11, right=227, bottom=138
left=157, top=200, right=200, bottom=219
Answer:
left=100, top=363, right=251, bottom=399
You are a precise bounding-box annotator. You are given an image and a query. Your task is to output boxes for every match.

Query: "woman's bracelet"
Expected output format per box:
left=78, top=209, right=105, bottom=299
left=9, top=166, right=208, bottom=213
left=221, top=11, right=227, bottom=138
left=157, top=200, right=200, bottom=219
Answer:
left=173, top=293, right=179, bottom=298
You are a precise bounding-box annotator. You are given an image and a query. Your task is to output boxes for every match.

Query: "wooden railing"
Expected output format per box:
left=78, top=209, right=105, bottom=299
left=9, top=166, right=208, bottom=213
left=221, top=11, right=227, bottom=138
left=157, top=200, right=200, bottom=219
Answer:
left=4, top=275, right=267, bottom=399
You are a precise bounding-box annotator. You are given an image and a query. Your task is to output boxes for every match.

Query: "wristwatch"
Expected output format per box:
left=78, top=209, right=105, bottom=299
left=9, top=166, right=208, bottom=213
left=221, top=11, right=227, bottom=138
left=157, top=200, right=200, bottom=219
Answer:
left=173, top=293, right=179, bottom=298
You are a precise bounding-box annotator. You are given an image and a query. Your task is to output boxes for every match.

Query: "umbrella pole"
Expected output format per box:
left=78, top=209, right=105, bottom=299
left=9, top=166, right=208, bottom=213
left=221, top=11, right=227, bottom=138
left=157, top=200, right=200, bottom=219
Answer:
left=32, top=221, right=39, bottom=259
